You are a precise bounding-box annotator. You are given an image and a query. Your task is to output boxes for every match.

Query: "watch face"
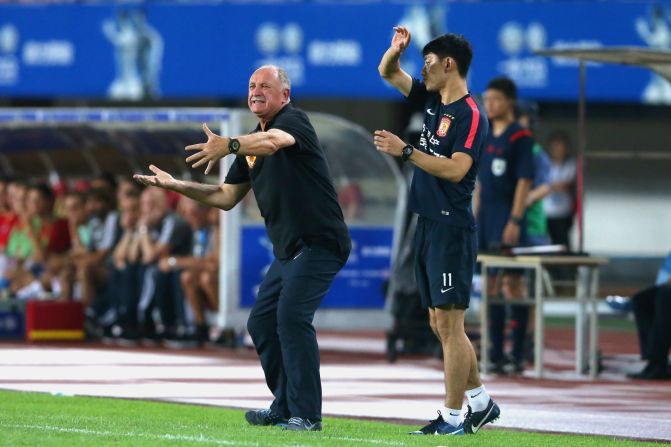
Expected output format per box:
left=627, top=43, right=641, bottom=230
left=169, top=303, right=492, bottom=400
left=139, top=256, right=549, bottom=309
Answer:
left=229, top=139, right=240, bottom=152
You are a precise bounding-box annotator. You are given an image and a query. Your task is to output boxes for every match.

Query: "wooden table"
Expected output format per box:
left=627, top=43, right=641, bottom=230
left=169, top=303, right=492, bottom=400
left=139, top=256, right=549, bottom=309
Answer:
left=477, top=254, right=609, bottom=378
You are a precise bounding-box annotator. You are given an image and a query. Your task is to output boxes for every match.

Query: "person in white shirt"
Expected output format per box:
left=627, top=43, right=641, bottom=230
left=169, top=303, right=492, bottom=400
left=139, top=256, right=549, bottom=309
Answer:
left=543, top=131, right=576, bottom=249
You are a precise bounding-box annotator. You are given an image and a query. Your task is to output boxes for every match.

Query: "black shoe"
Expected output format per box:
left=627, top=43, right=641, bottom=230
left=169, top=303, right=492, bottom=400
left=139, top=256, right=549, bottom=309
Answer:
left=209, top=329, right=238, bottom=349
left=285, top=417, right=322, bottom=431
left=140, top=326, right=163, bottom=347
left=409, top=411, right=464, bottom=435
left=116, top=327, right=140, bottom=347
left=163, top=332, right=201, bottom=349
left=627, top=364, right=671, bottom=380
left=196, top=324, right=210, bottom=344
left=83, top=315, right=102, bottom=340
left=101, top=325, right=122, bottom=345
left=245, top=409, right=288, bottom=427
left=509, top=358, right=525, bottom=375
left=464, top=399, right=501, bottom=434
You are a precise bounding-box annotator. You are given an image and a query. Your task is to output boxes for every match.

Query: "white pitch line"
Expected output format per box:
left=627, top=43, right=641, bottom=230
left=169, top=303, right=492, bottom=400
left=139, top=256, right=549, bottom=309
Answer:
left=1, top=423, right=409, bottom=447
left=1, top=423, right=255, bottom=446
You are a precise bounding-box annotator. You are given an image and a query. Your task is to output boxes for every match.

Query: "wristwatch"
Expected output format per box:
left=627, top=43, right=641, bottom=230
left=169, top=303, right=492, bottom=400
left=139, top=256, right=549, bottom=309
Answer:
left=509, top=215, right=523, bottom=225
left=401, top=144, right=414, bottom=162
left=167, top=256, right=177, bottom=268
left=228, top=138, right=241, bottom=155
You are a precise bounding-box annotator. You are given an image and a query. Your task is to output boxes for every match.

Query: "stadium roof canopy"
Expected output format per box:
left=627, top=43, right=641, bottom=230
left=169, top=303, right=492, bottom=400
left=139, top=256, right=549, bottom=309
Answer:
left=535, top=46, right=671, bottom=82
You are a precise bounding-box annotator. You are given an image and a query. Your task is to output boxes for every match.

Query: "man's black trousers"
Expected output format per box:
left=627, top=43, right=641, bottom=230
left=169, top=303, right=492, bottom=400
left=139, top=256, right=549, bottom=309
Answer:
left=246, top=244, right=348, bottom=421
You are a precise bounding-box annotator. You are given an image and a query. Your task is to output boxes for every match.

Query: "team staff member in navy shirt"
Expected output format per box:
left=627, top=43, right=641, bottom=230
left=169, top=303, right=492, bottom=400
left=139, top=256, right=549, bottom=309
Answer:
left=376, top=28, right=499, bottom=436
left=476, top=77, right=534, bottom=374
left=135, top=65, right=351, bottom=432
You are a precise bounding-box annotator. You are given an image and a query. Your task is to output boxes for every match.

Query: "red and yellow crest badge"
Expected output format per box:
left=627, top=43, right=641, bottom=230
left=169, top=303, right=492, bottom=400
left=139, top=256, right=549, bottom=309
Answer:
left=246, top=155, right=257, bottom=169
left=437, top=116, right=452, bottom=137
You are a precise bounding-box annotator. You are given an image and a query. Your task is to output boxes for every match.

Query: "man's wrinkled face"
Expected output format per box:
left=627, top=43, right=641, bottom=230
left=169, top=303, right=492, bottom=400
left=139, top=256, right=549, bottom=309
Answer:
left=141, top=190, right=166, bottom=227
left=248, top=67, right=289, bottom=121
left=120, top=195, right=140, bottom=229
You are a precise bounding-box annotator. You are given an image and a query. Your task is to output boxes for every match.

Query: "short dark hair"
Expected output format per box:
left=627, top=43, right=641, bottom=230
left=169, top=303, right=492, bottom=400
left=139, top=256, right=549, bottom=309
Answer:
left=65, top=190, right=86, bottom=203
left=422, top=33, right=473, bottom=78
left=94, top=172, right=118, bottom=190
left=487, top=77, right=517, bottom=101
left=86, top=187, right=116, bottom=209
left=29, top=182, right=55, bottom=202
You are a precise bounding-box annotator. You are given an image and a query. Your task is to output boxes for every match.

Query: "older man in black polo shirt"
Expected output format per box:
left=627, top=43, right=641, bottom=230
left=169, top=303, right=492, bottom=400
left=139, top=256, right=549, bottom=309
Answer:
left=135, top=65, right=351, bottom=432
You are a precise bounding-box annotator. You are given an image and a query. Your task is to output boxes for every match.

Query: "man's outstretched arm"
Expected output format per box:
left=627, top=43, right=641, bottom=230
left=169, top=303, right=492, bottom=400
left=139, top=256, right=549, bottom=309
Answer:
left=134, top=164, right=250, bottom=211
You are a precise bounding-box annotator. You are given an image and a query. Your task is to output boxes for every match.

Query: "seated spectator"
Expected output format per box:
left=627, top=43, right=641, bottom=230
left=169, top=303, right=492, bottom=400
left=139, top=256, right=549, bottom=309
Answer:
left=40, top=186, right=120, bottom=306
left=627, top=251, right=671, bottom=380
left=5, top=183, right=71, bottom=299
left=0, top=180, right=26, bottom=255
left=99, top=191, right=144, bottom=344
left=90, top=172, right=117, bottom=193
left=77, top=187, right=120, bottom=306
left=116, top=178, right=143, bottom=208
left=0, top=177, right=13, bottom=250
left=136, top=188, right=192, bottom=344
left=0, top=179, right=23, bottom=280
left=41, top=191, right=90, bottom=301
left=161, top=198, right=219, bottom=346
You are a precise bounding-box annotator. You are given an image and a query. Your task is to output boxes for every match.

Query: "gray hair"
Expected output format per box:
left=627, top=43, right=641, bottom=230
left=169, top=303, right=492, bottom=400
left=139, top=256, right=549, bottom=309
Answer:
left=258, top=64, right=291, bottom=90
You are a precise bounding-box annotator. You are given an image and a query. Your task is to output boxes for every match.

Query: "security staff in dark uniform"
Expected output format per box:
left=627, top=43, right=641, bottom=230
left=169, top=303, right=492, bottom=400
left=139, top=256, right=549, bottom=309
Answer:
left=376, top=28, right=499, bottom=436
left=134, top=65, right=350, bottom=432
left=477, top=77, right=534, bottom=374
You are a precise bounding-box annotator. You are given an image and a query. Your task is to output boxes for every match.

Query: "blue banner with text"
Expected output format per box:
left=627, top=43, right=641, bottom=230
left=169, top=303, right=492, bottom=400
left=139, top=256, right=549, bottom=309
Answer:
left=0, top=2, right=668, bottom=103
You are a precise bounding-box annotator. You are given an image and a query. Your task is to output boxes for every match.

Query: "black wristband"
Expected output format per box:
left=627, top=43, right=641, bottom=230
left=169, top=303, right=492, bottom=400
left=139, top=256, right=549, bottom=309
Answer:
left=509, top=215, right=522, bottom=225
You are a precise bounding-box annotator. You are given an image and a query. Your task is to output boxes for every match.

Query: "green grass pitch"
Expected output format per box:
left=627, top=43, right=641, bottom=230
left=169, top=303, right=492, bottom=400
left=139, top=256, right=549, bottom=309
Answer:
left=0, top=390, right=663, bottom=447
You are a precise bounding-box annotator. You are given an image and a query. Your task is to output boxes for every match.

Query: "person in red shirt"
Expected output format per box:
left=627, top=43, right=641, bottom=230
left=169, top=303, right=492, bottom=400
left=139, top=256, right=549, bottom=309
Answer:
left=5, top=183, right=71, bottom=299
left=0, top=179, right=24, bottom=254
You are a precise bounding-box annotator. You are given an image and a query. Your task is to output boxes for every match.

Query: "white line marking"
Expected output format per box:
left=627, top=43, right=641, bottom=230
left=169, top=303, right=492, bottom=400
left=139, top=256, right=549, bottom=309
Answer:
left=2, top=423, right=254, bottom=446
left=2, top=423, right=408, bottom=446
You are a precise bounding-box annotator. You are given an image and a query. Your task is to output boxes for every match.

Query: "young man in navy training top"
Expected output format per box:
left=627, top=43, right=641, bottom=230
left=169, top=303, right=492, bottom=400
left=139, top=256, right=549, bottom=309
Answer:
left=375, top=27, right=500, bottom=436
left=476, top=77, right=534, bottom=375
left=135, top=65, right=351, bottom=432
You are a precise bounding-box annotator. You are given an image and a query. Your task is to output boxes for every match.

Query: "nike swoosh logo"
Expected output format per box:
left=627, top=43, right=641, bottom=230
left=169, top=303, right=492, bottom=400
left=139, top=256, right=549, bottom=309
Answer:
left=472, top=404, right=496, bottom=434
left=469, top=391, right=482, bottom=398
left=440, top=287, right=454, bottom=294
left=426, top=108, right=436, bottom=115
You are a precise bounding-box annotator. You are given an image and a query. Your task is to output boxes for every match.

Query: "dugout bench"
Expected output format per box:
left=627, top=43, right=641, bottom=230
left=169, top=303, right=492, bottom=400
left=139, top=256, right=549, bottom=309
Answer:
left=478, top=254, right=608, bottom=379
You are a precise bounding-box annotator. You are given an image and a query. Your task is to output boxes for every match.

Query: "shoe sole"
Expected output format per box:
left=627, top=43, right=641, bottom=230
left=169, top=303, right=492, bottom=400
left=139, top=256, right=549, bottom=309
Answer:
left=470, top=405, right=500, bottom=434
left=408, top=429, right=464, bottom=436
left=285, top=426, right=322, bottom=431
left=115, top=339, right=140, bottom=348
left=436, top=428, right=464, bottom=435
